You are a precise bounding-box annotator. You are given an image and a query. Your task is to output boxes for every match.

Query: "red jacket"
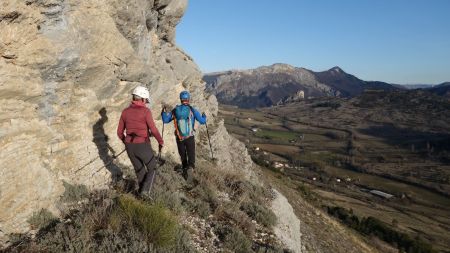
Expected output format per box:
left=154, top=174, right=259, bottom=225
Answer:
left=117, top=101, right=164, bottom=145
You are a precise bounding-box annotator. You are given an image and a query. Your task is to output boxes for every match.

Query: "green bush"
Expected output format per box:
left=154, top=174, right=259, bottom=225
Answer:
left=27, top=208, right=58, bottom=230
left=111, top=194, right=179, bottom=248
left=241, top=202, right=276, bottom=228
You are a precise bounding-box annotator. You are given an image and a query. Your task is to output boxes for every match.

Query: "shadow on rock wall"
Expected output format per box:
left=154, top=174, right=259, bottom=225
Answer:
left=92, top=107, right=124, bottom=181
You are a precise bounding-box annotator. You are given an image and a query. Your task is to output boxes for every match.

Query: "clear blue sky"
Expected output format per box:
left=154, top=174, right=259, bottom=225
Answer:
left=176, top=0, right=450, bottom=84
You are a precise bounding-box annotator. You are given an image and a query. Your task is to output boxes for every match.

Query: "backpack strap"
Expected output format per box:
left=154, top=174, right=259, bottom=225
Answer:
left=187, top=105, right=195, bottom=131
left=172, top=107, right=183, bottom=141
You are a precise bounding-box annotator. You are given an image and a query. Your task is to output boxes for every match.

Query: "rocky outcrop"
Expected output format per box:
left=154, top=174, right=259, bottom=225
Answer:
left=278, top=90, right=305, bottom=105
left=271, top=189, right=302, bottom=253
left=0, top=0, right=255, bottom=245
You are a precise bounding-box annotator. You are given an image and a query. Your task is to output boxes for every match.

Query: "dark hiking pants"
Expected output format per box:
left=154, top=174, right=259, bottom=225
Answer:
left=125, top=142, right=156, bottom=194
left=176, top=136, right=195, bottom=170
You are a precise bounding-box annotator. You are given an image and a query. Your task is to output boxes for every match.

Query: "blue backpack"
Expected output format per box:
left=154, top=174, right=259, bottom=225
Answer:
left=173, top=105, right=194, bottom=140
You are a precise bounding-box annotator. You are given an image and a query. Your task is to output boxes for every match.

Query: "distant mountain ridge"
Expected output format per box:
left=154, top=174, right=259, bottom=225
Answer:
left=402, top=84, right=434, bottom=89
left=426, top=82, right=450, bottom=97
left=204, top=63, right=402, bottom=108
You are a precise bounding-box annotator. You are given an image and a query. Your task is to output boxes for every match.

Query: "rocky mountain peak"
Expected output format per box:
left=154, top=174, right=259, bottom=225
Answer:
left=267, top=63, right=296, bottom=71
left=329, top=66, right=344, bottom=74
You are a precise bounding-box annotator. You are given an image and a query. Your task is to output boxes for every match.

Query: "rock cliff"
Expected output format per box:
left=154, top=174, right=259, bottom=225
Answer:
left=0, top=0, right=255, bottom=245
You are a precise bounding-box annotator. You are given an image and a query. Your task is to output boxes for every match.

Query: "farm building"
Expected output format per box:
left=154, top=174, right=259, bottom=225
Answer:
left=370, top=190, right=394, bottom=199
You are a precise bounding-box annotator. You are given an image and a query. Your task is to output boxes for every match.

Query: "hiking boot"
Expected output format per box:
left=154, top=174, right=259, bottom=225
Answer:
left=157, top=157, right=166, bottom=167
left=186, top=167, right=194, bottom=185
left=175, top=164, right=183, bottom=174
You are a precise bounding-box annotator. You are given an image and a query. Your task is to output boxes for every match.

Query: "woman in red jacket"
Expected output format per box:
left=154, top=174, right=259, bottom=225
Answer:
left=117, top=86, right=164, bottom=197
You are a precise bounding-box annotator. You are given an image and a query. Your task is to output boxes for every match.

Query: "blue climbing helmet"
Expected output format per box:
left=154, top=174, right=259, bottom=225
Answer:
left=180, top=91, right=190, bottom=101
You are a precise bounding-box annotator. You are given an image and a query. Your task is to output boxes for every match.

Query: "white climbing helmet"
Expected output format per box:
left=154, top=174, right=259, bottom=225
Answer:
left=132, top=86, right=150, bottom=100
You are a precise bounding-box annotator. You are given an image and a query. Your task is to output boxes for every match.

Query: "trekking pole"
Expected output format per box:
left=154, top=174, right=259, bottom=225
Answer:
left=147, top=152, right=161, bottom=198
left=148, top=118, right=165, bottom=197
left=205, top=121, right=215, bottom=160
left=92, top=148, right=126, bottom=175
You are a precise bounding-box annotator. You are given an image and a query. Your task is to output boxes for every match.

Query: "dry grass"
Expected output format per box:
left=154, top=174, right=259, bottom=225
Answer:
left=27, top=209, right=58, bottom=230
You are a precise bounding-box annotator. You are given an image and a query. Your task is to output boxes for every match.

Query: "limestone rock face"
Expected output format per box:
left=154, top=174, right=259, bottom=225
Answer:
left=0, top=0, right=253, bottom=244
left=271, top=189, right=302, bottom=253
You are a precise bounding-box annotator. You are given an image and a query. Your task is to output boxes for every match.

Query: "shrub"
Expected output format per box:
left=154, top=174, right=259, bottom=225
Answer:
left=6, top=190, right=197, bottom=253
left=60, top=181, right=89, bottom=202
left=163, top=228, right=198, bottom=253
left=214, top=224, right=253, bottom=253
left=111, top=194, right=179, bottom=248
left=296, top=183, right=317, bottom=201
left=186, top=198, right=211, bottom=219
left=222, top=172, right=272, bottom=204
left=241, top=202, right=276, bottom=228
left=313, top=101, right=341, bottom=109
left=191, top=181, right=219, bottom=210
left=254, top=245, right=285, bottom=253
left=215, top=203, right=255, bottom=237
left=27, top=208, right=58, bottom=230
left=149, top=160, right=186, bottom=213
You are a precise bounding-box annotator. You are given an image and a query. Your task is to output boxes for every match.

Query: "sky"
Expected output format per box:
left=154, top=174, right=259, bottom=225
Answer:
left=176, top=0, right=450, bottom=84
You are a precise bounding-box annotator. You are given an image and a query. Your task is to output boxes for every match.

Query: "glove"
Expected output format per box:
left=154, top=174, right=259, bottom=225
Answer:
left=158, top=144, right=163, bottom=152
left=202, top=112, right=206, bottom=118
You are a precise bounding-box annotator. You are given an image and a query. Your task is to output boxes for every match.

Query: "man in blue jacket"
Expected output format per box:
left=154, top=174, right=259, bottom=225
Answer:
left=162, top=91, right=207, bottom=183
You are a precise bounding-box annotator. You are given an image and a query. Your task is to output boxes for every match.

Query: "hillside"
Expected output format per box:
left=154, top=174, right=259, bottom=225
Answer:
left=219, top=89, right=450, bottom=252
left=204, top=63, right=402, bottom=108
left=427, top=82, right=450, bottom=97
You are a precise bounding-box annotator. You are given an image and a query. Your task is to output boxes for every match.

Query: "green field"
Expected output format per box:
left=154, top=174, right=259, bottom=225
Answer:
left=255, top=129, right=301, bottom=141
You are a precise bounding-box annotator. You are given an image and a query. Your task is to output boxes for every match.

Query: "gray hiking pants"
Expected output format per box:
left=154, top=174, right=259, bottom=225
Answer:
left=125, top=142, right=156, bottom=194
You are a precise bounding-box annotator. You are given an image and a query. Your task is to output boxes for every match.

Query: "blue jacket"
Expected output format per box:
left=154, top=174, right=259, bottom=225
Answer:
left=161, top=104, right=207, bottom=127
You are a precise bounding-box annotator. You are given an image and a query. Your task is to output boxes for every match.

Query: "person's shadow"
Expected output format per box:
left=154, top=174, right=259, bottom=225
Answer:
left=92, top=108, right=123, bottom=181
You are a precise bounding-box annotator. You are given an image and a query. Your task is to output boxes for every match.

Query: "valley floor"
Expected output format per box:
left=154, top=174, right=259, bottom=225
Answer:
left=219, top=98, right=450, bottom=252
